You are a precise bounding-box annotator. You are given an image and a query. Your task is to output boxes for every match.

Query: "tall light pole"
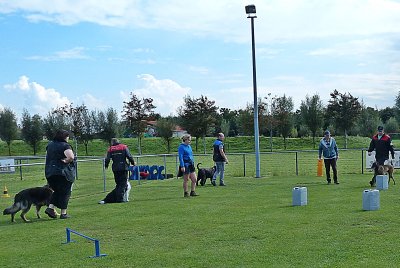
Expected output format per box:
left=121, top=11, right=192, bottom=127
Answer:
left=245, top=4, right=261, bottom=178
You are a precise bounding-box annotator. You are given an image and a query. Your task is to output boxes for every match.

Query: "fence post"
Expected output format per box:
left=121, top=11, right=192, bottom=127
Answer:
left=163, top=155, right=167, bottom=178
left=176, top=154, right=179, bottom=178
left=136, top=157, right=141, bottom=185
left=102, top=158, right=106, bottom=193
left=243, top=154, right=246, bottom=177
left=19, top=159, right=23, bottom=180
left=295, top=152, right=299, bottom=176
left=361, top=149, right=364, bottom=174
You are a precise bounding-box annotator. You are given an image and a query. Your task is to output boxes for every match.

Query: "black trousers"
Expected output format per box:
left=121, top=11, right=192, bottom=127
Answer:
left=324, top=158, right=338, bottom=182
left=47, top=175, right=73, bottom=209
left=103, top=170, right=128, bottom=203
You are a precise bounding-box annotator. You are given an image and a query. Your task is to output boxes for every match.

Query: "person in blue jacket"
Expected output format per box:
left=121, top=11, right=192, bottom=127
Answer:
left=318, top=130, right=339, bottom=184
left=212, top=132, right=229, bottom=186
left=178, top=134, right=199, bottom=197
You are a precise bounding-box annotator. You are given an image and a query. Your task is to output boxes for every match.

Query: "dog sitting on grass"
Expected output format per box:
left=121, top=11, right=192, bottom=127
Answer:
left=197, top=163, right=216, bottom=186
left=370, top=161, right=395, bottom=186
left=3, top=185, right=53, bottom=223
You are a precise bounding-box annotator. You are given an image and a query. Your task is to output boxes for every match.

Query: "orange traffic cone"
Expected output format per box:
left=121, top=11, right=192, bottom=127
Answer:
left=317, top=159, right=323, bottom=177
left=2, top=186, right=10, bottom=198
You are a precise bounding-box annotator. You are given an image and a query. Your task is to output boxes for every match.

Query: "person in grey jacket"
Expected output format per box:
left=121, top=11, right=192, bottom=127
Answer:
left=318, top=130, right=339, bottom=184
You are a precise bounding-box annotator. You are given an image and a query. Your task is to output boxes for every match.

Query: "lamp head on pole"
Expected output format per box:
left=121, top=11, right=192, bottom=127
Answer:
left=245, top=4, right=256, bottom=18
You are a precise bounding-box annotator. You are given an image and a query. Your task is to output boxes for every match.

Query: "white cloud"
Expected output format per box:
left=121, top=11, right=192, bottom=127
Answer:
left=26, top=47, right=89, bottom=61
left=3, top=76, right=70, bottom=115
left=121, top=74, right=191, bottom=116
left=77, top=93, right=107, bottom=111
left=1, top=0, right=400, bottom=44
left=189, top=65, right=209, bottom=75
left=309, top=38, right=395, bottom=57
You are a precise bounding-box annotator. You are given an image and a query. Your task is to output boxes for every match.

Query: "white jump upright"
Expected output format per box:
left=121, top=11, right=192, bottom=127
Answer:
left=376, top=175, right=388, bottom=190
left=292, top=187, right=307, bottom=206
left=362, top=189, right=380, bottom=211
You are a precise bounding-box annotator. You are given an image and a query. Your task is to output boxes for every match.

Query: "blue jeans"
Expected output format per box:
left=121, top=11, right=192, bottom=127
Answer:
left=212, top=162, right=225, bottom=184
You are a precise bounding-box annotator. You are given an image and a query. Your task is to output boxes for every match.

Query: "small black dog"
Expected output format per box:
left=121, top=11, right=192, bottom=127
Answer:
left=3, top=185, right=53, bottom=223
left=197, top=163, right=216, bottom=186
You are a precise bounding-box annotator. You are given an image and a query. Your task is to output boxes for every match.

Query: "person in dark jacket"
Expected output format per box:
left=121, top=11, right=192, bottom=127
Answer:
left=99, top=138, right=135, bottom=204
left=211, top=132, right=229, bottom=186
left=45, top=129, right=75, bottom=219
left=368, top=125, right=395, bottom=186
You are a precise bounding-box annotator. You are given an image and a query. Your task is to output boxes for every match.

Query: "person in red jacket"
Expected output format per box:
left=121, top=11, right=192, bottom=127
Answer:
left=99, top=138, right=135, bottom=204
left=368, top=125, right=395, bottom=186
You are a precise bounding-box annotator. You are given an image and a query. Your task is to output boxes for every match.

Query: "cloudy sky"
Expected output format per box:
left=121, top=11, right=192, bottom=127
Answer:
left=1, top=0, right=400, bottom=121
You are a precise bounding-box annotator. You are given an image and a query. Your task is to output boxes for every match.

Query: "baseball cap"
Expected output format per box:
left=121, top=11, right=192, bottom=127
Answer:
left=377, top=126, right=384, bottom=131
left=324, top=130, right=330, bottom=135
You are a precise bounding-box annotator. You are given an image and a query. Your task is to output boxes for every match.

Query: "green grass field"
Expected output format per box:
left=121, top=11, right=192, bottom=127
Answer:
left=0, top=136, right=397, bottom=267
left=1, top=170, right=399, bottom=267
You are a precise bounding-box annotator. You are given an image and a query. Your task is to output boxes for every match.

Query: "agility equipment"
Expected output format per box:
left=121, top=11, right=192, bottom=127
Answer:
left=362, top=189, right=380, bottom=211
left=1, top=186, right=10, bottom=198
left=317, top=159, right=323, bottom=177
left=376, top=175, right=388, bottom=190
left=292, top=186, right=307, bottom=206
left=63, top=228, right=107, bottom=258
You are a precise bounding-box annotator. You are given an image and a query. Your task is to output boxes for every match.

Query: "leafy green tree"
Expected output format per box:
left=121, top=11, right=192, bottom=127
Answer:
left=43, top=112, right=68, bottom=140
left=99, top=108, right=120, bottom=145
left=220, top=119, right=230, bottom=137
left=271, top=95, right=294, bottom=149
left=21, top=109, right=44, bottom=155
left=379, top=107, right=395, bottom=124
left=326, top=90, right=362, bottom=148
left=236, top=107, right=253, bottom=136
left=299, top=94, right=324, bottom=148
left=156, top=117, right=175, bottom=153
left=177, top=95, right=218, bottom=152
left=236, top=98, right=268, bottom=137
left=219, top=108, right=239, bottom=136
left=384, top=117, right=399, bottom=134
left=0, top=107, right=18, bottom=155
left=394, top=91, right=400, bottom=123
left=80, top=109, right=96, bottom=155
left=53, top=103, right=87, bottom=139
left=354, top=104, right=380, bottom=137
left=122, top=93, right=156, bottom=154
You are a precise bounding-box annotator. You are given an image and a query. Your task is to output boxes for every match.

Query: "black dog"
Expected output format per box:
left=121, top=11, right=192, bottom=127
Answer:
left=3, top=185, right=53, bottom=223
left=197, top=163, right=216, bottom=186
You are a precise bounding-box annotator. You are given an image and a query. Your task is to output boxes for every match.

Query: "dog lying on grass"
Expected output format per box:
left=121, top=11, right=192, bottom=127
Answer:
left=3, top=185, right=53, bottom=223
left=197, top=163, right=216, bottom=186
left=370, top=161, right=395, bottom=186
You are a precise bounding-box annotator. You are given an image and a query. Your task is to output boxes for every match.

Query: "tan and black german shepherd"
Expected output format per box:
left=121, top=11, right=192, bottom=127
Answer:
left=3, top=186, right=53, bottom=222
left=370, top=161, right=395, bottom=186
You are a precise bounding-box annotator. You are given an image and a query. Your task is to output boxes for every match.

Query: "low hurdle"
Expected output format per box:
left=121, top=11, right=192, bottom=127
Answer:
left=63, top=228, right=107, bottom=258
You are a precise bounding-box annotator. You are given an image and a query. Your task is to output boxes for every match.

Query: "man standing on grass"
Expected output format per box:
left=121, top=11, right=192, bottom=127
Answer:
left=99, top=138, right=135, bottom=204
left=318, top=130, right=339, bottom=185
left=367, top=125, right=395, bottom=186
left=212, top=132, right=229, bottom=186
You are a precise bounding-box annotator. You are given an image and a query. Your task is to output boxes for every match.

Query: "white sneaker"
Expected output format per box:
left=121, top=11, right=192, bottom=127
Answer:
left=98, top=200, right=105, bottom=204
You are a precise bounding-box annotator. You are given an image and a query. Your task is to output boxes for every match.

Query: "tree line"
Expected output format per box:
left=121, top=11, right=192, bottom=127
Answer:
left=1, top=90, right=400, bottom=155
